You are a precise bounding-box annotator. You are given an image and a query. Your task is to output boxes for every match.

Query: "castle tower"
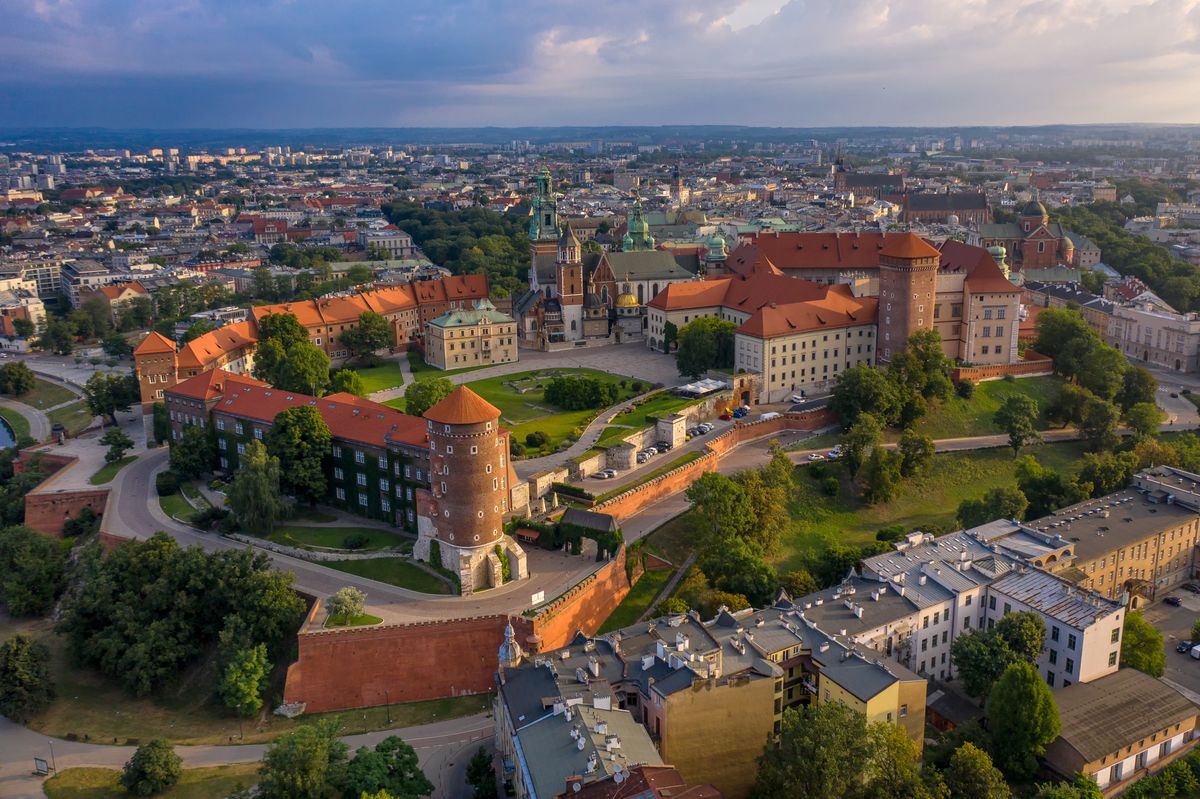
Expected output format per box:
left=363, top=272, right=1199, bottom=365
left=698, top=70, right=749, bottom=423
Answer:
left=133, top=331, right=179, bottom=410
left=497, top=621, right=524, bottom=681
left=704, top=231, right=728, bottom=276
left=624, top=197, right=655, bottom=251
left=557, top=226, right=584, bottom=339
left=415, top=386, right=525, bottom=593
left=528, top=167, right=559, bottom=293
left=876, top=233, right=941, bottom=362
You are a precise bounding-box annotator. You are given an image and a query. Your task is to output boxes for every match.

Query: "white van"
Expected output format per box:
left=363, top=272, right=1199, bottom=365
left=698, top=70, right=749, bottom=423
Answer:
left=1190, top=644, right=1200, bottom=660
left=760, top=411, right=782, bottom=421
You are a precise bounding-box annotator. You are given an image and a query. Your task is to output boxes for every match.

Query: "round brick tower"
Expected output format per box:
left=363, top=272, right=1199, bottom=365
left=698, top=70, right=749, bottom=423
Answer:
left=424, top=386, right=506, bottom=549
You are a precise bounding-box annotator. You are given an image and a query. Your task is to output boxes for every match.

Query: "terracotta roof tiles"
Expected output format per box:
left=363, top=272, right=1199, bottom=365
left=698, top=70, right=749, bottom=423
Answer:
left=423, top=386, right=501, bottom=426
left=879, top=232, right=942, bottom=260
left=133, top=331, right=176, bottom=355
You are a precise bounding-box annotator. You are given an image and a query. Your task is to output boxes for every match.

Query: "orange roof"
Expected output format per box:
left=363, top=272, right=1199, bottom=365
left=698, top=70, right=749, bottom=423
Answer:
left=879, top=232, right=941, bottom=260
left=647, top=268, right=826, bottom=313
left=134, top=331, right=176, bottom=355
left=938, top=240, right=1020, bottom=294
left=423, top=386, right=500, bottom=425
left=252, top=301, right=326, bottom=329
left=734, top=231, right=894, bottom=273
left=177, top=320, right=258, bottom=369
left=170, top=370, right=267, bottom=401
left=360, top=285, right=418, bottom=315
left=736, top=284, right=878, bottom=339
left=97, top=282, right=147, bottom=301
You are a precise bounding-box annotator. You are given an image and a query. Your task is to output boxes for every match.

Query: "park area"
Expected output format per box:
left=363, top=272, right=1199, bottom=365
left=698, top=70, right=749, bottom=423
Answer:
left=909, top=375, right=1065, bottom=440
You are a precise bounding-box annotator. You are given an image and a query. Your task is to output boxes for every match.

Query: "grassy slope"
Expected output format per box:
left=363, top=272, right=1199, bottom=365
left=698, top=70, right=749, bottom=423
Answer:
left=353, top=361, right=406, bottom=393
left=48, top=401, right=95, bottom=435
left=326, top=558, right=452, bottom=594
left=158, top=492, right=196, bottom=522
left=44, top=764, right=260, bottom=799
left=89, top=456, right=136, bottom=485
left=912, top=375, right=1065, bottom=440
left=262, top=525, right=412, bottom=552
left=14, top=377, right=78, bottom=409
left=0, top=405, right=32, bottom=440
left=597, top=568, right=673, bottom=634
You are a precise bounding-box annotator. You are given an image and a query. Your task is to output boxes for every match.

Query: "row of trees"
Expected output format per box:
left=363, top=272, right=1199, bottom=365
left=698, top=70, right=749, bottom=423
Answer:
left=543, top=376, right=622, bottom=410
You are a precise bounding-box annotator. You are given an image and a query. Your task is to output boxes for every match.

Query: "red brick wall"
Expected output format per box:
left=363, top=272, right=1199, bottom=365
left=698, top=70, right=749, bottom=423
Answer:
left=284, top=614, right=512, bottom=713
left=528, top=546, right=631, bottom=652
left=951, top=351, right=1053, bottom=382
left=24, top=489, right=111, bottom=537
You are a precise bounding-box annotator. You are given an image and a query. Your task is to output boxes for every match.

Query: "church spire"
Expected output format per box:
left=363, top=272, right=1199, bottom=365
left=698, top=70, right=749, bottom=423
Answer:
left=529, top=166, right=558, bottom=242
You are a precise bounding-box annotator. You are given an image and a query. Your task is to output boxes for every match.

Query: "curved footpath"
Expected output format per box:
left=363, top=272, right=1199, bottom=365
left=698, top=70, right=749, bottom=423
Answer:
left=0, top=400, right=49, bottom=442
left=0, top=713, right=492, bottom=799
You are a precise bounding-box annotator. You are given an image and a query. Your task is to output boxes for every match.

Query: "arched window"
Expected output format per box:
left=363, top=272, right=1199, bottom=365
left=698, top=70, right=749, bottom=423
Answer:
left=571, top=320, right=577, bottom=331
left=637, top=284, right=644, bottom=304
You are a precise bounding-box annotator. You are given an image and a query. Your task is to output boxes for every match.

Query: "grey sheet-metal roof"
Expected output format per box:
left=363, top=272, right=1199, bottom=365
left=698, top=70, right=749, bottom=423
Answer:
left=602, top=250, right=696, bottom=281
left=792, top=577, right=919, bottom=636
left=1024, top=490, right=1197, bottom=563
left=560, top=508, right=619, bottom=533
left=988, top=569, right=1121, bottom=629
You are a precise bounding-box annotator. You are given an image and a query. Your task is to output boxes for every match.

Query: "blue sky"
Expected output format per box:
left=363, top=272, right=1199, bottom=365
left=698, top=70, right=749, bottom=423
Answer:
left=1, top=0, right=1197, bottom=128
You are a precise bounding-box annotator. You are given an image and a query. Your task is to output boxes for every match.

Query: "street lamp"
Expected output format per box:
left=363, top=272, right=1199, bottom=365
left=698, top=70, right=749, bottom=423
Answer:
left=48, top=741, right=56, bottom=773
left=384, top=689, right=392, bottom=725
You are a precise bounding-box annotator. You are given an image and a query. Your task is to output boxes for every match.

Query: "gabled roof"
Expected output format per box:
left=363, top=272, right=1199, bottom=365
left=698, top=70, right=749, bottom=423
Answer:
left=134, top=331, right=176, bottom=355
left=170, top=370, right=267, bottom=402
left=735, top=285, right=878, bottom=339
left=177, top=320, right=257, bottom=369
left=938, top=240, right=1019, bottom=294
left=423, top=386, right=500, bottom=426
left=600, top=250, right=695, bottom=281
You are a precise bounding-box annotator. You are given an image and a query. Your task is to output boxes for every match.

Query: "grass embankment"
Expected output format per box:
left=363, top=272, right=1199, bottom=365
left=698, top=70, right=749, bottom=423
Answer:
left=2, top=611, right=488, bottom=746
left=44, top=764, right=261, bottom=799
left=595, top=451, right=704, bottom=502
left=48, top=401, right=95, bottom=436
left=0, top=405, right=32, bottom=440
left=326, top=558, right=453, bottom=594
left=18, top=377, right=78, bottom=409
left=597, top=392, right=699, bottom=447
left=645, top=440, right=1091, bottom=576
left=263, top=525, right=412, bottom=552
left=325, top=613, right=383, bottom=628
left=911, top=375, right=1064, bottom=439
left=158, top=492, right=197, bottom=523
left=597, top=568, right=674, bottom=633
left=89, top=456, right=136, bottom=485
left=352, top=360, right=407, bottom=393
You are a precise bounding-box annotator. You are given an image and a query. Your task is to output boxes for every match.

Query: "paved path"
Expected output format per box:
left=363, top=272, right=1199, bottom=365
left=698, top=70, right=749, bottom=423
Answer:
left=0, top=400, right=49, bottom=442
left=0, top=712, right=492, bottom=799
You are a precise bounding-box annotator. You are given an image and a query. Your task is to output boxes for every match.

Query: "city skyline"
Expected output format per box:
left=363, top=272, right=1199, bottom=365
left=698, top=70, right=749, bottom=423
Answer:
left=2, top=0, right=1199, bottom=129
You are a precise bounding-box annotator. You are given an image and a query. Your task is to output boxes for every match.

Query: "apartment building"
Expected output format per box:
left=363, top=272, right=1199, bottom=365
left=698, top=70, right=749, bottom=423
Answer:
left=356, top=228, right=417, bottom=259
left=62, top=258, right=119, bottom=307
left=1108, top=303, right=1200, bottom=373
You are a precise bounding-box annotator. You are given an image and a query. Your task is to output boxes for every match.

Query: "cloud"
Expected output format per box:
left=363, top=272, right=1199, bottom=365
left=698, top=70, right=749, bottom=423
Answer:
left=0, top=0, right=1196, bottom=127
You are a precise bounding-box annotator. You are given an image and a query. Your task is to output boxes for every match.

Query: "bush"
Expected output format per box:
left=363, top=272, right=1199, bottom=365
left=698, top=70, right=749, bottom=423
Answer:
left=62, top=507, right=100, bottom=538
left=876, top=524, right=907, bottom=543
left=551, top=482, right=594, bottom=500
left=154, top=471, right=179, bottom=497
left=632, top=381, right=646, bottom=392
left=191, top=506, right=230, bottom=531
left=956, top=379, right=976, bottom=399
left=544, top=376, right=619, bottom=411
left=1003, top=373, right=1016, bottom=382
left=808, top=463, right=828, bottom=479
left=525, top=431, right=549, bottom=448
left=821, top=477, right=840, bottom=496
left=327, top=586, right=366, bottom=619
left=0, top=634, right=54, bottom=722
left=510, top=439, right=525, bottom=457
left=343, top=533, right=369, bottom=550
left=120, top=740, right=182, bottom=796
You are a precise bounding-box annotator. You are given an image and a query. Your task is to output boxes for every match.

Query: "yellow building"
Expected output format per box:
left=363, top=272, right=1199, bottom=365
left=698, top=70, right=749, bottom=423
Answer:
left=423, top=298, right=518, bottom=370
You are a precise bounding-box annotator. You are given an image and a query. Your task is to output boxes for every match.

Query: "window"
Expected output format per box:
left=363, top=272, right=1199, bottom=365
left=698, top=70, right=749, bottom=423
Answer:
left=378, top=455, right=387, bottom=469
left=1068, top=633, right=1077, bottom=651
left=1049, top=649, right=1057, bottom=664
left=216, top=419, right=226, bottom=431
left=1051, top=625, right=1060, bottom=642
left=334, top=467, right=344, bottom=480
left=1108, top=651, right=1118, bottom=666
left=336, top=487, right=346, bottom=500
left=1066, top=658, right=1074, bottom=674
left=1004, top=602, right=1011, bottom=615
left=965, top=595, right=972, bottom=606
left=333, top=445, right=342, bottom=458
left=900, top=704, right=907, bottom=718
left=380, top=478, right=390, bottom=492
left=236, top=442, right=245, bottom=455
left=1111, top=764, right=1123, bottom=784
left=358, top=494, right=368, bottom=507
left=218, top=438, right=227, bottom=450
left=923, top=616, right=929, bottom=629
left=235, top=422, right=244, bottom=435
left=921, top=638, right=928, bottom=652
left=988, top=596, right=996, bottom=611
left=381, top=498, right=391, bottom=512
left=355, top=450, right=365, bottom=464
left=1111, top=628, right=1120, bottom=644
left=254, top=428, right=263, bottom=440
left=356, top=473, right=367, bottom=486
left=934, top=611, right=940, bottom=625
left=1047, top=671, right=1055, bottom=687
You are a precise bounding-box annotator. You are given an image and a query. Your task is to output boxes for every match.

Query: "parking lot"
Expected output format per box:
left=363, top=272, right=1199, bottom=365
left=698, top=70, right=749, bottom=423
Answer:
left=1141, top=591, right=1200, bottom=704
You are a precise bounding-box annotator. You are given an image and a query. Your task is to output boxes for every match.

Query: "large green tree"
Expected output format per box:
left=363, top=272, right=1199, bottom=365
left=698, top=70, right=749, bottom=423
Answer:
left=995, top=395, right=1041, bottom=457
left=83, top=371, right=137, bottom=425
left=121, top=740, right=182, bottom=797
left=1015, top=456, right=1088, bottom=518
left=404, top=376, right=454, bottom=418
left=228, top=440, right=288, bottom=534
left=218, top=643, right=269, bottom=718
left=957, top=486, right=1029, bottom=528
left=943, top=742, right=1010, bottom=799
left=100, top=428, right=134, bottom=463
left=330, top=368, right=367, bottom=397
left=1124, top=402, right=1165, bottom=440
left=169, top=425, right=216, bottom=480
left=751, top=703, right=870, bottom=799
left=343, top=736, right=434, bottom=799
left=0, top=525, right=66, bottom=616
left=0, top=361, right=36, bottom=396
left=253, top=312, right=331, bottom=396
left=1120, top=611, right=1165, bottom=677
left=266, top=406, right=332, bottom=505
left=465, top=747, right=497, bottom=799
left=831, top=364, right=902, bottom=427
left=1080, top=397, right=1120, bottom=452
left=675, top=317, right=735, bottom=379
left=1116, top=366, right=1157, bottom=413
left=841, top=412, right=883, bottom=477
left=341, top=311, right=392, bottom=361
left=860, top=447, right=902, bottom=504
left=986, top=662, right=1061, bottom=780
left=0, top=634, right=54, bottom=722
left=898, top=428, right=935, bottom=476
left=259, top=720, right=348, bottom=799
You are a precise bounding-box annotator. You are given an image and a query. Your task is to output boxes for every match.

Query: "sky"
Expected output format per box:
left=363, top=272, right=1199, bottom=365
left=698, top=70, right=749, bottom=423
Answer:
left=1, top=0, right=1198, bottom=129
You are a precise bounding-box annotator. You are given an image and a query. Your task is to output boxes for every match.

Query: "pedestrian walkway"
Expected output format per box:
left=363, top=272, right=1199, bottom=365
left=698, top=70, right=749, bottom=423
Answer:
left=0, top=399, right=49, bottom=442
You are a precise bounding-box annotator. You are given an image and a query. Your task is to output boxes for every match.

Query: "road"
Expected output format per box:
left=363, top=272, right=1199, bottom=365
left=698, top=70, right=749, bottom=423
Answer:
left=0, top=712, right=493, bottom=799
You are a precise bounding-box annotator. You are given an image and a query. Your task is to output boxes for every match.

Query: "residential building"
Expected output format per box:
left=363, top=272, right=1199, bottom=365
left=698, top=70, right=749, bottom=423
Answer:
left=1108, top=303, right=1200, bottom=373
left=80, top=281, right=149, bottom=323
left=0, top=290, right=45, bottom=337
left=61, top=258, right=119, bottom=307
left=357, top=227, right=417, bottom=258
left=424, top=298, right=517, bottom=370
left=1043, top=669, right=1200, bottom=796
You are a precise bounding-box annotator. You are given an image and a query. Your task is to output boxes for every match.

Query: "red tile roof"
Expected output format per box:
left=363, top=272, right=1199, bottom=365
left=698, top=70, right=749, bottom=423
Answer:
left=177, top=320, right=258, bottom=369
left=647, top=269, right=826, bottom=313
left=938, top=240, right=1020, bottom=294
left=736, top=284, right=878, bottom=339
left=423, top=386, right=500, bottom=426
left=170, top=370, right=267, bottom=402
left=879, top=232, right=942, bottom=260
left=133, top=331, right=176, bottom=355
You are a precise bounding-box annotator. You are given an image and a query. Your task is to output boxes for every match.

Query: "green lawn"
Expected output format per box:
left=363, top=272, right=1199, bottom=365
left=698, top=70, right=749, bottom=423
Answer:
left=598, top=568, right=673, bottom=633
left=353, top=360, right=406, bottom=393
left=89, top=455, right=136, bottom=485
left=0, top=405, right=32, bottom=441
left=609, top=392, right=697, bottom=430
left=48, top=401, right=95, bottom=436
left=912, top=375, right=1066, bottom=440
left=406, top=350, right=490, bottom=379
left=263, top=525, right=412, bottom=552
left=159, top=491, right=197, bottom=523
left=596, top=451, right=704, bottom=502
left=12, top=377, right=78, bottom=409
left=326, top=557, right=453, bottom=594
left=646, top=440, right=1091, bottom=575
left=325, top=612, right=383, bottom=628
left=44, top=764, right=260, bottom=799
left=462, top=368, right=643, bottom=456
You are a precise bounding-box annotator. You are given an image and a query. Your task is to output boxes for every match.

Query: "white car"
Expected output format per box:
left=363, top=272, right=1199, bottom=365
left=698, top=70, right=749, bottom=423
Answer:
left=827, top=446, right=842, bottom=459
left=791, top=394, right=806, bottom=404
left=807, top=453, right=825, bottom=461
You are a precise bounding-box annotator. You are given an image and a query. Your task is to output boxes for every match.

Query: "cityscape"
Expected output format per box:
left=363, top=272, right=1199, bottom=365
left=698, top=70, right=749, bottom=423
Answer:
left=4, top=3, right=1200, bottom=799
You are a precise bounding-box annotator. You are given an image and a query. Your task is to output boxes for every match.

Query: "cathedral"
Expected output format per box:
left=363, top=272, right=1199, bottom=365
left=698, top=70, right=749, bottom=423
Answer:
left=514, top=168, right=698, bottom=350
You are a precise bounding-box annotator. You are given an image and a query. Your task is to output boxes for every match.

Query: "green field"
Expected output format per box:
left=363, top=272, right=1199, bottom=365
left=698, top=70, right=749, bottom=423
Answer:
left=44, top=764, right=260, bottom=799
left=609, top=392, right=696, bottom=429
left=0, top=405, right=32, bottom=441
left=406, top=350, right=489, bottom=379
left=646, top=440, right=1091, bottom=575
left=263, top=524, right=412, bottom=552
left=461, top=369, right=643, bottom=456
left=325, top=612, right=383, bottom=628
left=12, top=376, right=78, bottom=409
left=911, top=375, right=1065, bottom=440
left=48, top=401, right=95, bottom=436
left=353, top=360, right=407, bottom=393
left=598, top=568, right=673, bottom=633
left=326, top=557, right=453, bottom=594
left=89, top=455, right=136, bottom=485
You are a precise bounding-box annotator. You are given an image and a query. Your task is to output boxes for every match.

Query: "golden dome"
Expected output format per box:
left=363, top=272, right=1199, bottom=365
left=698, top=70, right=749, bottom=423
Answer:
left=615, top=290, right=639, bottom=308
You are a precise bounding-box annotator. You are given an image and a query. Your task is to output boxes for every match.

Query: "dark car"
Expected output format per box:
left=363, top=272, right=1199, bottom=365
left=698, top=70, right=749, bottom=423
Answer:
left=1165, top=596, right=1184, bottom=607
left=1184, top=583, right=1200, bottom=594
left=1179, top=640, right=1195, bottom=654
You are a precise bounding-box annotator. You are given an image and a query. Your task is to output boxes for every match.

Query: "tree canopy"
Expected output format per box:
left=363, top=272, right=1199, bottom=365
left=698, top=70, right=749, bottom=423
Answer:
left=404, top=376, right=455, bottom=417
left=986, top=662, right=1061, bottom=780
left=1120, top=611, right=1165, bottom=677
left=675, top=317, right=736, bottom=379
left=266, top=405, right=333, bottom=504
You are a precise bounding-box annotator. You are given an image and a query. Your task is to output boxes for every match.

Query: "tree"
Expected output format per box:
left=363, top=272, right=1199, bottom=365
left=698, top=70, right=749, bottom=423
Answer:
left=699, top=535, right=778, bottom=607
left=120, top=740, right=182, bottom=796
left=751, top=703, right=870, bottom=799
left=841, top=412, right=883, bottom=477
left=253, top=313, right=330, bottom=396
left=327, top=586, right=366, bottom=620
left=0, top=525, right=67, bottom=616
left=1015, top=456, right=1088, bottom=518
left=995, top=395, right=1042, bottom=456
left=1077, top=451, right=1138, bottom=497
left=343, top=736, right=434, bottom=799
left=943, top=743, right=1010, bottom=799
left=735, top=469, right=786, bottom=554
left=330, top=368, right=367, bottom=397
left=0, top=634, right=54, bottom=722
left=1120, top=611, right=1165, bottom=677
left=266, top=406, right=332, bottom=505
left=182, top=319, right=216, bottom=343
left=1116, top=366, right=1158, bottom=413
left=1080, top=397, right=1120, bottom=451
left=662, top=320, right=678, bottom=353
left=860, top=447, right=902, bottom=504
left=831, top=365, right=902, bottom=427
left=1031, top=776, right=1104, bottom=799
left=102, top=330, right=132, bottom=358
left=862, top=721, right=934, bottom=799
left=100, top=428, right=134, bottom=463
left=1133, top=437, right=1179, bottom=469
left=228, top=440, right=287, bottom=533
left=11, top=317, right=34, bottom=339
left=219, top=643, right=269, bottom=719
left=1046, top=383, right=1093, bottom=427
left=465, top=747, right=497, bottom=799
left=83, top=371, right=137, bottom=425
left=994, top=611, right=1047, bottom=664
left=340, top=311, right=392, bottom=361
left=37, top=318, right=74, bottom=355
left=687, top=472, right=754, bottom=543
left=898, top=428, right=935, bottom=476
left=259, top=719, right=348, bottom=799
left=1124, top=401, right=1165, bottom=440
left=169, top=424, right=215, bottom=480
left=957, top=486, right=1028, bottom=528
left=1078, top=344, right=1128, bottom=402
left=951, top=630, right=1012, bottom=698
left=404, top=376, right=454, bottom=418
left=781, top=569, right=818, bottom=598
left=986, top=662, right=1061, bottom=780
left=0, top=361, right=36, bottom=395
left=675, top=317, right=735, bottom=378
left=276, top=341, right=332, bottom=397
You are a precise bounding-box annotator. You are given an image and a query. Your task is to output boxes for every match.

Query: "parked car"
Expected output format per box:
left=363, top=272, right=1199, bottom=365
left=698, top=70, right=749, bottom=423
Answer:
left=636, top=453, right=648, bottom=464
left=1184, top=583, right=1200, bottom=594
left=739, top=405, right=751, bottom=413
left=1178, top=640, right=1195, bottom=654
left=1189, top=643, right=1200, bottom=660
left=697, top=424, right=713, bottom=434
left=732, top=409, right=747, bottom=419
left=645, top=447, right=658, bottom=456
left=808, top=453, right=825, bottom=461
left=760, top=411, right=782, bottom=421
left=1165, top=596, right=1184, bottom=607
left=791, top=394, right=806, bottom=404
left=658, top=441, right=673, bottom=451
left=828, top=445, right=843, bottom=459
left=720, top=412, right=732, bottom=421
